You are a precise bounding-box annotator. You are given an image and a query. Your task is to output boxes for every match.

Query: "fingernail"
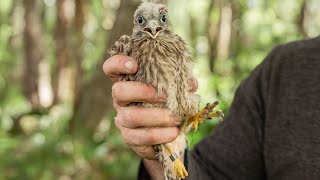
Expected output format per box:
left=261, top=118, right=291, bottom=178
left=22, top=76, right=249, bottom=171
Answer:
left=172, top=116, right=181, bottom=125
left=125, top=61, right=135, bottom=71
left=157, top=93, right=166, bottom=100
left=158, top=96, right=167, bottom=102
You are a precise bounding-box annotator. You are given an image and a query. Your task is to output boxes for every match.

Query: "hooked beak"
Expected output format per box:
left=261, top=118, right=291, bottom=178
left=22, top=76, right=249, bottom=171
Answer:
left=142, top=20, right=163, bottom=39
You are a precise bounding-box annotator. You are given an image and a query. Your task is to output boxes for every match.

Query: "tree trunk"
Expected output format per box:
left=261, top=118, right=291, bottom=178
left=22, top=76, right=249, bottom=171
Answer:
left=22, top=0, right=44, bottom=108
left=206, top=0, right=218, bottom=72
left=216, top=2, right=232, bottom=59
left=230, top=1, right=244, bottom=83
left=53, top=0, right=70, bottom=105
left=69, top=0, right=141, bottom=140
left=296, top=0, right=308, bottom=38
left=72, top=0, right=86, bottom=107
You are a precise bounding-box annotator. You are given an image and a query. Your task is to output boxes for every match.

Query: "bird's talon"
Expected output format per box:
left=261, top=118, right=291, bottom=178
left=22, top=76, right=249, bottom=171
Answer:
left=188, top=101, right=223, bottom=132
left=216, top=110, right=224, bottom=118
left=174, top=158, right=188, bottom=179
left=192, top=121, right=199, bottom=132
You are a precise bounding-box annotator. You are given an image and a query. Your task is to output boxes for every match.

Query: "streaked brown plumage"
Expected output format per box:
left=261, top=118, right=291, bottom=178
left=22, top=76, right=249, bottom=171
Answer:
left=109, top=1, right=220, bottom=179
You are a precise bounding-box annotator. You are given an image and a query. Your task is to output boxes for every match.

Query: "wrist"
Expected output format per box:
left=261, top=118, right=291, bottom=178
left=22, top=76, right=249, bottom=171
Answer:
left=143, top=158, right=164, bottom=180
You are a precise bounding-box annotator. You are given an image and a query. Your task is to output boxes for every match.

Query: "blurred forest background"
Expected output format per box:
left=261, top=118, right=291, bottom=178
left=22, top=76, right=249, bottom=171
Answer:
left=0, top=0, right=319, bottom=179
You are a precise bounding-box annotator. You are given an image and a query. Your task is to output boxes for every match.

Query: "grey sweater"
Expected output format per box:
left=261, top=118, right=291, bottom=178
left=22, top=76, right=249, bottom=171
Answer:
left=138, top=36, right=320, bottom=180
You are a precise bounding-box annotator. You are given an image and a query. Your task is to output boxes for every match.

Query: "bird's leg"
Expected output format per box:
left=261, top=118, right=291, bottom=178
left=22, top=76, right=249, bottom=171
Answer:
left=210, top=110, right=224, bottom=118
left=164, top=144, right=188, bottom=179
left=187, top=101, right=224, bottom=132
left=108, top=35, right=132, bottom=56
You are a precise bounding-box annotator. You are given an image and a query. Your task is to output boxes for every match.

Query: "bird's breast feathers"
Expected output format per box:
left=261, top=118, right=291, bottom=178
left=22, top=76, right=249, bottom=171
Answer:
left=131, top=34, right=193, bottom=94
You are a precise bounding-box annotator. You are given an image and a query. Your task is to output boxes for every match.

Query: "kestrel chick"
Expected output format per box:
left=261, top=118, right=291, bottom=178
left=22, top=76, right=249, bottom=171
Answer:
left=109, top=1, right=223, bottom=179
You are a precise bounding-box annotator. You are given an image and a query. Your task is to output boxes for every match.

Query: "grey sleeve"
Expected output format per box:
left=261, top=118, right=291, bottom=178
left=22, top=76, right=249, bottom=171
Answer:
left=138, top=47, right=278, bottom=180
left=185, top=48, right=279, bottom=180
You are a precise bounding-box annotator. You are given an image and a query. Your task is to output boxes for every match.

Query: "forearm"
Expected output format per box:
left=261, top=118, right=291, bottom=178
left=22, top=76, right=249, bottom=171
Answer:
left=138, top=150, right=212, bottom=180
left=138, top=159, right=164, bottom=180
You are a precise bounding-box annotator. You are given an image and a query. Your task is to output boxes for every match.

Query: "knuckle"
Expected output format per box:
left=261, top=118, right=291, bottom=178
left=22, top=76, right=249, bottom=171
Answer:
left=145, top=129, right=157, bottom=144
left=124, top=109, right=138, bottom=127
left=111, top=82, right=122, bottom=99
left=112, top=99, right=119, bottom=109
left=114, top=114, right=122, bottom=129
left=123, top=137, right=131, bottom=145
left=122, top=131, right=133, bottom=145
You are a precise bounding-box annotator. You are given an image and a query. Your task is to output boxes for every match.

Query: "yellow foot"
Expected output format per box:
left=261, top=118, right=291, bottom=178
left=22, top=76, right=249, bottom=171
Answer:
left=210, top=110, right=224, bottom=119
left=174, top=158, right=188, bottom=179
left=187, top=101, right=224, bottom=132
left=164, top=144, right=188, bottom=179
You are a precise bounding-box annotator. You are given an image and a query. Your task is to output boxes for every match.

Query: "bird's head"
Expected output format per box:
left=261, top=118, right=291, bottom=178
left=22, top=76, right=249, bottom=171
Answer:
left=132, top=1, right=172, bottom=40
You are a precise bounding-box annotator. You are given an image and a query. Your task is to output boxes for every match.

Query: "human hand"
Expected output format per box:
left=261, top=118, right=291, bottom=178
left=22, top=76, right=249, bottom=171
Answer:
left=103, top=55, right=197, bottom=178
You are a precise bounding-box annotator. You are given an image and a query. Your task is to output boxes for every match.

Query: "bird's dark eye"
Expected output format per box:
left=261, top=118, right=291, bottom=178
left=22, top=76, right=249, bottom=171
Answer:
left=137, top=16, right=144, bottom=25
left=161, top=14, right=167, bottom=23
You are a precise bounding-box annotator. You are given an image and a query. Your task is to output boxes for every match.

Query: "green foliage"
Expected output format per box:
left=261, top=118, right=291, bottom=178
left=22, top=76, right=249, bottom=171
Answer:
left=0, top=0, right=319, bottom=179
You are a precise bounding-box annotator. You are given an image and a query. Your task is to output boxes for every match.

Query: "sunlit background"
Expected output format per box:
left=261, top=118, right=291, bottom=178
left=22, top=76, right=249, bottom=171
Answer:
left=0, top=0, right=319, bottom=179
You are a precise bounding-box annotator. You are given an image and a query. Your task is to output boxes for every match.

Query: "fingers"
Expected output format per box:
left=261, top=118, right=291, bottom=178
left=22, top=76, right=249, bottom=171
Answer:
left=115, top=107, right=180, bottom=128
left=120, top=126, right=179, bottom=146
left=188, top=76, right=198, bottom=93
left=103, top=55, right=199, bottom=92
left=103, top=55, right=139, bottom=82
left=112, top=81, right=166, bottom=107
left=132, top=146, right=157, bottom=160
